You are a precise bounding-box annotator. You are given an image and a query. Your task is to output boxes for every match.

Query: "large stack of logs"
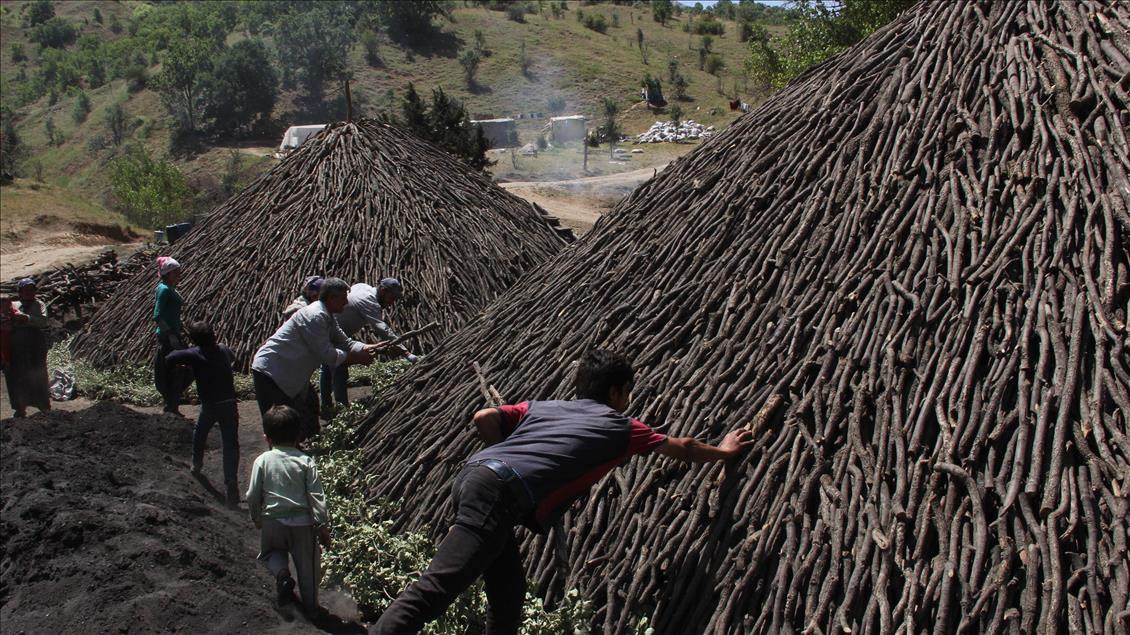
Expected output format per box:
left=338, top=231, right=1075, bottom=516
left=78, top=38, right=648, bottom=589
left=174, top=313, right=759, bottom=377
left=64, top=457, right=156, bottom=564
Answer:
left=1, top=248, right=156, bottom=324
left=354, top=1, right=1129, bottom=633
left=71, top=120, right=574, bottom=370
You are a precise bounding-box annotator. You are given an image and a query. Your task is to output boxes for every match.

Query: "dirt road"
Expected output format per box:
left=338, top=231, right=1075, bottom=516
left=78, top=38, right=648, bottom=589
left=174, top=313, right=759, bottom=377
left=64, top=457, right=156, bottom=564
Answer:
left=500, top=164, right=667, bottom=234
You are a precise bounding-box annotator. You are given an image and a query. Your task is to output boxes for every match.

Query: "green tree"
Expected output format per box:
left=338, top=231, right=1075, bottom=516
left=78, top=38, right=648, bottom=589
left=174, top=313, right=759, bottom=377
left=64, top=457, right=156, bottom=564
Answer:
left=705, top=53, right=724, bottom=75
left=109, top=145, right=192, bottom=229
left=744, top=23, right=780, bottom=92
left=72, top=90, right=91, bottom=124
left=361, top=31, right=382, bottom=67
left=10, top=43, right=26, bottom=63
left=749, top=0, right=915, bottom=90
left=583, top=13, right=608, bottom=34
left=30, top=17, right=77, bottom=49
left=459, top=48, right=481, bottom=89
left=202, top=39, right=278, bottom=134
left=375, top=1, right=451, bottom=42
left=1, top=116, right=23, bottom=179
left=44, top=116, right=59, bottom=146
left=153, top=38, right=214, bottom=132
left=672, top=72, right=689, bottom=100
left=23, top=0, right=54, bottom=27
left=547, top=95, right=566, bottom=116
left=400, top=83, right=428, bottom=137
left=397, top=85, right=491, bottom=171
left=273, top=4, right=355, bottom=102
left=518, top=41, right=531, bottom=76
left=103, top=102, right=127, bottom=146
left=651, top=0, right=673, bottom=25
left=93, top=7, right=102, bottom=24
left=669, top=104, right=684, bottom=128
left=599, top=97, right=621, bottom=157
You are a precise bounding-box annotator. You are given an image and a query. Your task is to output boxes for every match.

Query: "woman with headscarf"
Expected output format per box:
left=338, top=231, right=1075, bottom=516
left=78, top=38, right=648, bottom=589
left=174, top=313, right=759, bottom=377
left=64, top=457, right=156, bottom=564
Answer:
left=154, top=256, right=186, bottom=415
left=7, top=278, right=51, bottom=418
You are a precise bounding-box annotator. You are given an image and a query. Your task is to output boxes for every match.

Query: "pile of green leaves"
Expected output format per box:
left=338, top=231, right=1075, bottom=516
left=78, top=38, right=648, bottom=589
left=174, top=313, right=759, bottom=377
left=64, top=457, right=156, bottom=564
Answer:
left=48, top=337, right=254, bottom=406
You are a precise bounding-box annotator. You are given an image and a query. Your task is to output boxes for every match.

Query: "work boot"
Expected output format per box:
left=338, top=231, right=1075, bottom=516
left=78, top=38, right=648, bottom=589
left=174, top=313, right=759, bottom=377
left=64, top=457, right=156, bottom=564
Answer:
left=225, top=482, right=240, bottom=509
left=276, top=573, right=297, bottom=605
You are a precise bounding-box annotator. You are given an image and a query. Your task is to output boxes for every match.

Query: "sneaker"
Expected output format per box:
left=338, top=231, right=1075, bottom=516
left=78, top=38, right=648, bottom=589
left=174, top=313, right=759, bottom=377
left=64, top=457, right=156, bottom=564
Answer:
left=276, top=574, right=297, bottom=605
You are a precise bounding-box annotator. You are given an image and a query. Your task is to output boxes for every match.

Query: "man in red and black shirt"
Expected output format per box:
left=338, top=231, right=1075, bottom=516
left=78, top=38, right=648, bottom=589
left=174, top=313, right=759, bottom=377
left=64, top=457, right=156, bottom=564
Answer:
left=372, top=349, right=755, bottom=635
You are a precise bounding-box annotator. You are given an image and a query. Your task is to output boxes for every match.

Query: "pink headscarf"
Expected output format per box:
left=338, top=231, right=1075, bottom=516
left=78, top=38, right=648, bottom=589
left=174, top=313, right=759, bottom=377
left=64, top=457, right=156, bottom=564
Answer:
left=157, top=256, right=181, bottom=278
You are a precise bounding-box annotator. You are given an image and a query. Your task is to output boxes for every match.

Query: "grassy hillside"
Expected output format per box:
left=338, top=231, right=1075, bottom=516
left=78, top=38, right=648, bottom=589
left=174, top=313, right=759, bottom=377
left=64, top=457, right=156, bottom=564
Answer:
left=1, top=1, right=784, bottom=230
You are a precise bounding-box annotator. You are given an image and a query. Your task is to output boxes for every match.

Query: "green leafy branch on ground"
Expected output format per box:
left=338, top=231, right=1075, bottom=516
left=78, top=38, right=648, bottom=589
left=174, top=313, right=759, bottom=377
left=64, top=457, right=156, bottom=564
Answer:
left=47, top=337, right=409, bottom=407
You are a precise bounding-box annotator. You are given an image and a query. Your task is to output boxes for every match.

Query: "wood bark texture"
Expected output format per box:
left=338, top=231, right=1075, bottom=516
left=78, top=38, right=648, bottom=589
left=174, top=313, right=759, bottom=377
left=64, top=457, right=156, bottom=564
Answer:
left=2, top=248, right=157, bottom=323
left=354, top=1, right=1130, bottom=633
left=70, top=120, right=575, bottom=370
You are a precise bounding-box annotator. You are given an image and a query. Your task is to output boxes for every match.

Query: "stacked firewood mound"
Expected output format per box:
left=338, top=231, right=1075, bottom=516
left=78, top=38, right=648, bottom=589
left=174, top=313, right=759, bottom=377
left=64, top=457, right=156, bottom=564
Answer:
left=354, top=1, right=1129, bottom=633
left=71, top=120, right=575, bottom=370
left=1, top=248, right=156, bottom=323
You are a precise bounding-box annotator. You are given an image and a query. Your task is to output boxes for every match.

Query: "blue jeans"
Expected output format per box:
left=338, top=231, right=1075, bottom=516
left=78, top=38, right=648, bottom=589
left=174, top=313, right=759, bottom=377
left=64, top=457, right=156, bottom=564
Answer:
left=192, top=400, right=239, bottom=486
left=319, top=363, right=348, bottom=408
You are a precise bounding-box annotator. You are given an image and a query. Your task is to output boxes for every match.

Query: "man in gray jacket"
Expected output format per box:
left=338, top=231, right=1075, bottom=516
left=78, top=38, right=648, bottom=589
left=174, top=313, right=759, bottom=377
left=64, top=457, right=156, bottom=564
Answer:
left=252, top=278, right=381, bottom=438
left=322, top=278, right=420, bottom=410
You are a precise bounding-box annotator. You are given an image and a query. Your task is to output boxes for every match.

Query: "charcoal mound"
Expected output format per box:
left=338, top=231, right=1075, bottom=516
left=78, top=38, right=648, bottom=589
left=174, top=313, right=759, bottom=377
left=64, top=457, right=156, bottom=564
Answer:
left=72, top=119, right=575, bottom=371
left=352, top=1, right=1130, bottom=633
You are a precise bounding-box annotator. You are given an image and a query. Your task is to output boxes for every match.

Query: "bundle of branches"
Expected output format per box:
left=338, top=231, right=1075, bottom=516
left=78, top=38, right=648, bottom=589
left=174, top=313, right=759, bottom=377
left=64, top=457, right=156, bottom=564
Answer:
left=1, top=247, right=156, bottom=323
left=354, top=1, right=1129, bottom=633
left=71, top=120, right=574, bottom=370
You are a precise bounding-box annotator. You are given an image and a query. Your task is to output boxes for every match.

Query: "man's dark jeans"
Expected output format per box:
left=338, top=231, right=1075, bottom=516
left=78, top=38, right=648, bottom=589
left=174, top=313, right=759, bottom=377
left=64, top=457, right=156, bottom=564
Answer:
left=192, top=399, right=239, bottom=485
left=372, top=465, right=528, bottom=635
left=319, top=363, right=349, bottom=409
left=252, top=370, right=319, bottom=440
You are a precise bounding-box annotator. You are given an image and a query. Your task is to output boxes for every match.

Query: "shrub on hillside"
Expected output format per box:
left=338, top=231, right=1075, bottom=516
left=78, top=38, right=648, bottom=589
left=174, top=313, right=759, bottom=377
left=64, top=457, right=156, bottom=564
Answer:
left=583, top=13, right=608, bottom=33
left=109, top=145, right=192, bottom=229
left=690, top=14, right=725, bottom=35
left=23, top=0, right=54, bottom=27
left=30, top=17, right=77, bottom=49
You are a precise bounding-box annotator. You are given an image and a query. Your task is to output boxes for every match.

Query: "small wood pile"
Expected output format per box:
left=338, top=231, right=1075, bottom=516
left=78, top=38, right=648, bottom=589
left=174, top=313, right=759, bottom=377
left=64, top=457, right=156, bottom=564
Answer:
left=354, top=1, right=1129, bottom=633
left=1, top=248, right=156, bottom=323
left=70, top=120, right=574, bottom=370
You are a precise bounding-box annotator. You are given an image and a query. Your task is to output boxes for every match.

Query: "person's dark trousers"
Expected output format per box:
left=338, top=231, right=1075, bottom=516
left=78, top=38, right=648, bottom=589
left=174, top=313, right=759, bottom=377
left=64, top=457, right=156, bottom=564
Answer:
left=319, top=363, right=349, bottom=409
left=319, top=364, right=333, bottom=409
left=371, top=466, right=527, bottom=635
left=154, top=332, right=180, bottom=412
left=192, top=399, right=240, bottom=485
left=253, top=370, right=320, bottom=440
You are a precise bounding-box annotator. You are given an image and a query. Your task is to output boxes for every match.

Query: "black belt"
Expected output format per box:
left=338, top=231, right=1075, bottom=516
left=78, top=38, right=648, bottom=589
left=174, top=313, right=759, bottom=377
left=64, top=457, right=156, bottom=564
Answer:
left=467, top=458, right=535, bottom=513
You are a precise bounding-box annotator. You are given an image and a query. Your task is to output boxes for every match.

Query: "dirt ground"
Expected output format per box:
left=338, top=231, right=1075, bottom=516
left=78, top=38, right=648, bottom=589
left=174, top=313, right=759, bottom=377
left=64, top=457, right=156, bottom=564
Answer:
left=0, top=215, right=144, bottom=280
left=500, top=164, right=667, bottom=235
left=0, top=382, right=376, bottom=634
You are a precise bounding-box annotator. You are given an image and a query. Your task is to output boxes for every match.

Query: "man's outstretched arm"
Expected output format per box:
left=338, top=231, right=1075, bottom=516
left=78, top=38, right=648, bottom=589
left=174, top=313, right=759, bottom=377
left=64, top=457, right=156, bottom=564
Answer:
left=655, top=429, right=755, bottom=463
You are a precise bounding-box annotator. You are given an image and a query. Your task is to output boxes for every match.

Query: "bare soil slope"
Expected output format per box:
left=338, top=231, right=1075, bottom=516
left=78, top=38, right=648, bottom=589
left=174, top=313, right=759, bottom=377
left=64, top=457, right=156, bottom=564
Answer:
left=0, top=403, right=363, bottom=634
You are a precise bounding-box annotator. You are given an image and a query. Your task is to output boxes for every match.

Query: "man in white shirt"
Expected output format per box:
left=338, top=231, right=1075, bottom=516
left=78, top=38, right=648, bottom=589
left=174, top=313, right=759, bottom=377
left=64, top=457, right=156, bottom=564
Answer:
left=252, top=278, right=382, bottom=438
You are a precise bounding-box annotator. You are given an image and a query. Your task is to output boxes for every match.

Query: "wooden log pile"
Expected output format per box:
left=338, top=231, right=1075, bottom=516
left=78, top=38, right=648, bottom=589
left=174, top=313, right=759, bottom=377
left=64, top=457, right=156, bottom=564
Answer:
left=353, top=1, right=1130, bottom=633
left=1, top=248, right=156, bottom=323
left=70, top=120, right=574, bottom=370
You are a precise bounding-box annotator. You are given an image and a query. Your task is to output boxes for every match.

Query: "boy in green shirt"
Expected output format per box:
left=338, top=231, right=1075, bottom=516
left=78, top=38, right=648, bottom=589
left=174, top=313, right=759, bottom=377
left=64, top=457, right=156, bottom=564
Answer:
left=245, top=406, right=332, bottom=612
